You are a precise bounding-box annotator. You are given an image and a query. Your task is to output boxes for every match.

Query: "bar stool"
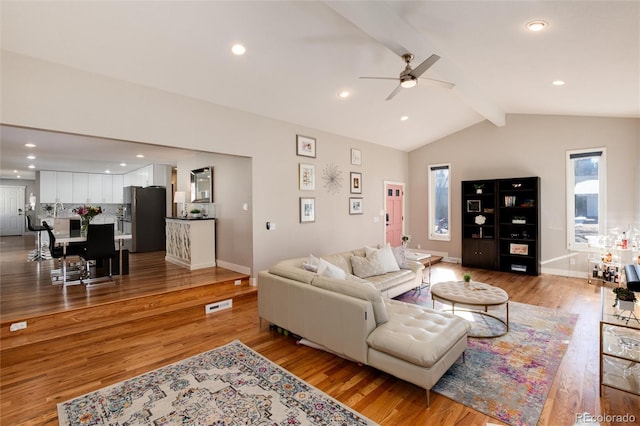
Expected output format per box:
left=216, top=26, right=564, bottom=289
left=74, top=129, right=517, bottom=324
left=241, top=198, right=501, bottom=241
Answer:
left=26, top=212, right=48, bottom=261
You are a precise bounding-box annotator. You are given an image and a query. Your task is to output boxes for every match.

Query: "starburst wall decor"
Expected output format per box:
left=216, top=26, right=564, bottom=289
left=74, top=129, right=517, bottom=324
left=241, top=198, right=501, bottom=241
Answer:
left=321, top=163, right=343, bottom=195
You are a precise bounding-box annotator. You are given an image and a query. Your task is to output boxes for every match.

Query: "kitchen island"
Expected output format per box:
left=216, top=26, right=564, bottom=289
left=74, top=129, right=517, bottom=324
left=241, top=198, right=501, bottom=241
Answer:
left=165, top=217, right=216, bottom=270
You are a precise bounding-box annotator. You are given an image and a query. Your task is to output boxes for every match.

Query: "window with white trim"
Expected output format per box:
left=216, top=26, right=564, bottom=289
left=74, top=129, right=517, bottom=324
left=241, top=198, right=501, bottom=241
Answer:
left=428, top=164, right=450, bottom=241
left=566, top=148, right=606, bottom=249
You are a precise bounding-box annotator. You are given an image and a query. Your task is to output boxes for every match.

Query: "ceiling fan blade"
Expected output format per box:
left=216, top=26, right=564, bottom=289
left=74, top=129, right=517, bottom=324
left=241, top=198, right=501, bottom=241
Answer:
left=411, top=54, right=441, bottom=78
left=360, top=76, right=398, bottom=80
left=420, top=77, right=455, bottom=89
left=385, top=85, right=402, bottom=101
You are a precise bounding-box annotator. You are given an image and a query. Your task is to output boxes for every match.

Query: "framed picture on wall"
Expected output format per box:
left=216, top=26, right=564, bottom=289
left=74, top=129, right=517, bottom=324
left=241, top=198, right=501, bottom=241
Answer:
left=300, top=197, right=315, bottom=223
left=296, top=135, right=316, bottom=158
left=349, top=197, right=363, bottom=215
left=351, top=148, right=362, bottom=165
left=299, top=163, right=315, bottom=191
left=467, top=200, right=481, bottom=212
left=350, top=172, right=362, bottom=194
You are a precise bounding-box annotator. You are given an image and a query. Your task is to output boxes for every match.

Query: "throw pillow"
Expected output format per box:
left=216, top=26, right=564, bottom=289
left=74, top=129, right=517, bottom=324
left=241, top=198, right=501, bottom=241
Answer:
left=365, top=244, right=400, bottom=273
left=391, top=245, right=410, bottom=269
left=317, top=258, right=347, bottom=280
left=302, top=254, right=319, bottom=272
left=351, top=251, right=386, bottom=278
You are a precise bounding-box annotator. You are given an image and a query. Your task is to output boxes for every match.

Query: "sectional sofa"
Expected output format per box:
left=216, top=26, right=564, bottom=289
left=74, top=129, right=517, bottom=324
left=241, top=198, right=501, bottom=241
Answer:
left=258, top=245, right=471, bottom=405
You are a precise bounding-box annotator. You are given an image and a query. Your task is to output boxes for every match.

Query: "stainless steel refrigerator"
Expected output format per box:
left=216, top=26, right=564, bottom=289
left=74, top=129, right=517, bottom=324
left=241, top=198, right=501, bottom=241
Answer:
left=122, top=186, right=166, bottom=252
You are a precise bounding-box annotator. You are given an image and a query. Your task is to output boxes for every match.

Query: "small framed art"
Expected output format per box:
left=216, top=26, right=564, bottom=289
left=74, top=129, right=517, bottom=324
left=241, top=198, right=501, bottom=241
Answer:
left=299, top=163, right=315, bottom=191
left=349, top=197, right=363, bottom=215
left=296, top=135, right=316, bottom=158
left=466, top=200, right=481, bottom=212
left=350, top=172, right=362, bottom=194
left=299, top=197, right=315, bottom=223
left=351, top=148, right=362, bottom=165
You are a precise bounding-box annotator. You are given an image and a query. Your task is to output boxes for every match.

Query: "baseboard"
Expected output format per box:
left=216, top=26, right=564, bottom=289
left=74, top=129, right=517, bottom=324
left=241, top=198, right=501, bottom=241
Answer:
left=541, top=266, right=586, bottom=279
left=216, top=259, right=251, bottom=276
left=443, top=257, right=461, bottom=264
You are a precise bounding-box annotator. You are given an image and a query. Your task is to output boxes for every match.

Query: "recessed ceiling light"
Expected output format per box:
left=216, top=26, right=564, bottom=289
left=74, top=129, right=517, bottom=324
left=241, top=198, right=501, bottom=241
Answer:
left=104, top=169, right=111, bottom=174
left=28, top=164, right=35, bottom=169
left=338, top=90, right=351, bottom=98
left=231, top=44, right=246, bottom=55
left=16, top=175, right=21, bottom=179
left=120, top=163, right=127, bottom=167
left=400, top=116, right=409, bottom=121
left=24, top=143, right=36, bottom=148
left=552, top=80, right=565, bottom=86
left=26, top=155, right=36, bottom=160
left=13, top=170, right=18, bottom=173
left=527, top=20, right=548, bottom=32
left=136, top=154, right=144, bottom=158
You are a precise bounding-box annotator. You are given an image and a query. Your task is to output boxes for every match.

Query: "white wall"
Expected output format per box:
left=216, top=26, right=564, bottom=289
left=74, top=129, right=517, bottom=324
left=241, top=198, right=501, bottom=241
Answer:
left=408, top=114, right=639, bottom=276
left=1, top=51, right=409, bottom=274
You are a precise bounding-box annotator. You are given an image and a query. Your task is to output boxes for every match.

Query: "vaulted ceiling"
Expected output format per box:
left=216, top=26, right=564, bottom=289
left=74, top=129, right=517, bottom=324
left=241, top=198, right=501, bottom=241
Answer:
left=1, top=1, right=638, bottom=179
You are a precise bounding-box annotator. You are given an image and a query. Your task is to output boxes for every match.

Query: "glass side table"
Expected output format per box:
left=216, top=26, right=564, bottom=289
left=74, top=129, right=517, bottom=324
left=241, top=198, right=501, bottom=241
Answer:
left=599, top=286, right=640, bottom=396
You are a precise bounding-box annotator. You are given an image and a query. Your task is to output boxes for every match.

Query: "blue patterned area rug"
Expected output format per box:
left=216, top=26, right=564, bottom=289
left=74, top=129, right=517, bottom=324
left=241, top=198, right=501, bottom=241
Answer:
left=396, top=289, right=578, bottom=426
left=57, top=340, right=377, bottom=426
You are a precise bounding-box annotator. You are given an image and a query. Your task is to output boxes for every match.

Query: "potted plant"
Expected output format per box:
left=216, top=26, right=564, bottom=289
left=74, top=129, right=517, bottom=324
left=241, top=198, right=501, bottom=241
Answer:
left=463, top=273, right=472, bottom=287
left=189, top=208, right=201, bottom=218
left=612, top=287, right=637, bottom=311
left=401, top=235, right=411, bottom=246
left=473, top=184, right=484, bottom=194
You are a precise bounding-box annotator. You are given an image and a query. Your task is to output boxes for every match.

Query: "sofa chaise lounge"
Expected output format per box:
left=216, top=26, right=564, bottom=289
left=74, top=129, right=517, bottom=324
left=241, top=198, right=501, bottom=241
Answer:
left=258, top=246, right=471, bottom=405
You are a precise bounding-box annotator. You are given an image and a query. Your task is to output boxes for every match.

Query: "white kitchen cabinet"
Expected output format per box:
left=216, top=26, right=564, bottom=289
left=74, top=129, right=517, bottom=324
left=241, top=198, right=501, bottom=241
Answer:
left=102, top=175, right=113, bottom=203
left=57, top=172, right=73, bottom=203
left=72, top=173, right=89, bottom=204
left=39, top=171, right=58, bottom=203
left=88, top=174, right=103, bottom=203
left=112, top=175, right=124, bottom=203
left=41, top=171, right=74, bottom=204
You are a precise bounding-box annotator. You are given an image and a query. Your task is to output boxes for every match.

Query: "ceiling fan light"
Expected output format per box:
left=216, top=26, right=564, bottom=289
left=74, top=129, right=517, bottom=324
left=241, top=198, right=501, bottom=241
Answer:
left=400, top=78, right=417, bottom=89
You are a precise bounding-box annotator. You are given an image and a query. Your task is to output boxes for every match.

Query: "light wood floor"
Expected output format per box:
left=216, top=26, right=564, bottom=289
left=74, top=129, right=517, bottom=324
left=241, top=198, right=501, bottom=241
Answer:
left=1, top=236, right=638, bottom=425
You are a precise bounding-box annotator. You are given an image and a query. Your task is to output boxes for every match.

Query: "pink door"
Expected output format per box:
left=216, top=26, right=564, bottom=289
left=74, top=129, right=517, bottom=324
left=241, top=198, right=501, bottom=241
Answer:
left=385, top=183, right=403, bottom=247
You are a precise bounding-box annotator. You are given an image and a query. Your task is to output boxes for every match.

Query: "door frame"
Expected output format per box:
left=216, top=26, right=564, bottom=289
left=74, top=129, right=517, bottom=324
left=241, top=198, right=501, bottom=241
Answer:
left=383, top=180, right=405, bottom=246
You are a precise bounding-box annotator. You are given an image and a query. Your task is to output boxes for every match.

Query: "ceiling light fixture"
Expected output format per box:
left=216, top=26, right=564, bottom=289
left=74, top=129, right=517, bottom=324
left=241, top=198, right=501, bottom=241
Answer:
left=400, top=116, right=409, bottom=121
left=136, top=154, right=144, bottom=158
left=28, top=164, right=35, bottom=169
left=231, top=44, right=246, bottom=55
left=338, top=90, right=350, bottom=98
left=400, top=77, right=417, bottom=89
left=527, top=20, right=548, bottom=32
left=120, top=163, right=127, bottom=167
left=26, top=155, right=36, bottom=160
left=24, top=143, right=36, bottom=148
left=552, top=80, right=565, bottom=86
left=105, top=169, right=111, bottom=174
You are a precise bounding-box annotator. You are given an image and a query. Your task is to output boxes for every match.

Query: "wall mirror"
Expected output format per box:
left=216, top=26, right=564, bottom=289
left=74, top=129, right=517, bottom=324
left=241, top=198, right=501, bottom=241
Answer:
left=190, top=167, right=213, bottom=202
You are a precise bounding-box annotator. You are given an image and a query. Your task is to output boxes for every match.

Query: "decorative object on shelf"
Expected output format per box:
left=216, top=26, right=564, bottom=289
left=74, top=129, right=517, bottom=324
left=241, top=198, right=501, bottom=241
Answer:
left=473, top=184, right=484, bottom=194
left=504, top=195, right=516, bottom=207
left=612, top=287, right=637, bottom=312
left=350, top=172, right=362, bottom=194
left=401, top=235, right=411, bottom=246
left=72, top=205, right=102, bottom=234
left=321, top=163, right=342, bottom=195
left=512, top=216, right=526, bottom=224
left=174, top=191, right=186, bottom=218
left=189, top=208, right=201, bottom=218
left=299, top=197, right=315, bottom=223
left=467, top=200, right=481, bottom=212
left=296, top=134, right=316, bottom=158
left=474, top=215, right=486, bottom=225
left=298, top=163, right=315, bottom=191
left=510, top=243, right=529, bottom=255
left=349, top=197, right=363, bottom=215
left=350, top=148, right=362, bottom=165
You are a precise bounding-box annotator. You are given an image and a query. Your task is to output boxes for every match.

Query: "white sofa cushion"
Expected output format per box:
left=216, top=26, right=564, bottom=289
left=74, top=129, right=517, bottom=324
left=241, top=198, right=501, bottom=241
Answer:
left=365, top=244, right=400, bottom=273
left=317, top=258, right=347, bottom=280
left=302, top=254, right=320, bottom=272
left=391, top=245, right=411, bottom=269
left=366, top=300, right=471, bottom=368
left=350, top=251, right=386, bottom=278
left=311, top=275, right=389, bottom=325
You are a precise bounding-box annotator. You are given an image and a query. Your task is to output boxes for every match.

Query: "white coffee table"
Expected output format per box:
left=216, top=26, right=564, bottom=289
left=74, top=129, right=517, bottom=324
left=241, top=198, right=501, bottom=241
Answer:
left=430, top=281, right=509, bottom=338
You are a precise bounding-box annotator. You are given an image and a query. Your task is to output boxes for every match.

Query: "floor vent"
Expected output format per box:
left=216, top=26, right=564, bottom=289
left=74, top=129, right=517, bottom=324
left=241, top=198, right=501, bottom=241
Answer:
left=205, top=299, right=233, bottom=314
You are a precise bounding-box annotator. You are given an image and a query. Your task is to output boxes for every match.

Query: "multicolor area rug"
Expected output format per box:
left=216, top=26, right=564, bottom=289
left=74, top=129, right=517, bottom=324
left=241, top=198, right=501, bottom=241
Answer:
left=396, top=289, right=578, bottom=426
left=57, top=340, right=377, bottom=426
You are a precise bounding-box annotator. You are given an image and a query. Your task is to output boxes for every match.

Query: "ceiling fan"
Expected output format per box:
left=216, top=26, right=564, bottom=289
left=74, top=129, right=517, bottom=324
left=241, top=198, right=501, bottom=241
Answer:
left=361, top=53, right=455, bottom=100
